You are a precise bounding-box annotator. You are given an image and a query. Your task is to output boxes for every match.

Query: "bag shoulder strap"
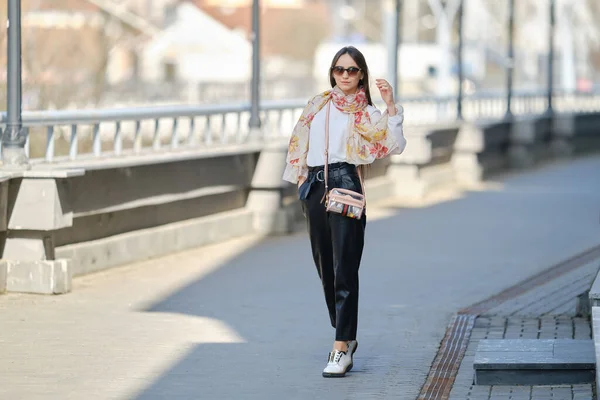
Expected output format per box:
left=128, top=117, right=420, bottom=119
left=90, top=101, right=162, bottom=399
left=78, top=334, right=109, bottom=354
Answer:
left=323, top=100, right=366, bottom=203
left=357, top=166, right=366, bottom=200
left=324, top=101, right=330, bottom=195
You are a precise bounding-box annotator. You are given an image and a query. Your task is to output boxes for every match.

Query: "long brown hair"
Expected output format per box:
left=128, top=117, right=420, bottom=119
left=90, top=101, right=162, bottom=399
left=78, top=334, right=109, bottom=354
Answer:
left=328, top=46, right=373, bottom=106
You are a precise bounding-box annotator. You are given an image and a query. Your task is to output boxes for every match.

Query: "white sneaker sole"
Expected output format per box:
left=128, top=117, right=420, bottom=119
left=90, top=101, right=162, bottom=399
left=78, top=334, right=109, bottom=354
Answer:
left=322, top=370, right=348, bottom=378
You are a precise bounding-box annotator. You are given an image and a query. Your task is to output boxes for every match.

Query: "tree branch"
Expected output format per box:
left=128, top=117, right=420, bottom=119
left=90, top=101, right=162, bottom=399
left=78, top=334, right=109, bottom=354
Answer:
left=428, top=0, right=462, bottom=22
left=446, top=0, right=462, bottom=21
left=427, top=0, right=443, bottom=19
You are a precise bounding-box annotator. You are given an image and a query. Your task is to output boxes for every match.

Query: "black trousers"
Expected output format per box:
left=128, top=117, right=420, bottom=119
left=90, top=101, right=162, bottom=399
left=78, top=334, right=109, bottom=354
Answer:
left=299, top=162, right=366, bottom=341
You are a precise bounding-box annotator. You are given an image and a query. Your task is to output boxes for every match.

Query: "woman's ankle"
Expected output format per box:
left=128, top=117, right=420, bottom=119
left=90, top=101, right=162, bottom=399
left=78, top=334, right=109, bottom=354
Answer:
left=333, top=340, right=349, bottom=352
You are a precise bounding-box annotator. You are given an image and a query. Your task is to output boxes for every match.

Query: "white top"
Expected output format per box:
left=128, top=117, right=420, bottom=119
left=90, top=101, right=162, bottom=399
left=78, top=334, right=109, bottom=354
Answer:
left=306, top=104, right=406, bottom=167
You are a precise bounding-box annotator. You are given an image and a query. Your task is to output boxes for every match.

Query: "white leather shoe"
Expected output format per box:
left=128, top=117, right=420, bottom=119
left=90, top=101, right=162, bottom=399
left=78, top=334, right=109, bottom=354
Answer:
left=322, top=350, right=352, bottom=377
left=347, top=340, right=358, bottom=372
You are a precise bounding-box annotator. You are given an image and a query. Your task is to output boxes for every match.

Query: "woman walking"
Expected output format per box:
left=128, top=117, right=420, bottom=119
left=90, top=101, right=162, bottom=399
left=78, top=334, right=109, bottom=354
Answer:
left=282, top=46, right=407, bottom=377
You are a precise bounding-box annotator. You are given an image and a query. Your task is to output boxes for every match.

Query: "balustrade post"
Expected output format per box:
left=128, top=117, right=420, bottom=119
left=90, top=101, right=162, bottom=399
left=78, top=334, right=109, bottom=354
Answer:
left=2, top=0, right=29, bottom=169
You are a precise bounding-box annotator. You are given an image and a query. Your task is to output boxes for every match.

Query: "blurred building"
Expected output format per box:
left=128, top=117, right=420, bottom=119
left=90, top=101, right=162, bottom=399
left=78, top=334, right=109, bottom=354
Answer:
left=16, top=0, right=150, bottom=108
left=16, top=0, right=253, bottom=106
left=192, top=0, right=329, bottom=74
left=4, top=0, right=600, bottom=108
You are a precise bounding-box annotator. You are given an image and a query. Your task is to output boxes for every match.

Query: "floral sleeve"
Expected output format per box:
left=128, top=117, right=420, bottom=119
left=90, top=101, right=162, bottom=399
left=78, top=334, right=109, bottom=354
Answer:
left=282, top=100, right=314, bottom=184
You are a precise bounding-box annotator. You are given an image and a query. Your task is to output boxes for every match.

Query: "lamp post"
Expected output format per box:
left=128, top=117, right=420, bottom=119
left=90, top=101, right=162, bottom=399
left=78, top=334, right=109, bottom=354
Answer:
left=249, top=0, right=261, bottom=131
left=456, top=0, right=464, bottom=120
left=505, top=0, right=515, bottom=120
left=385, top=0, right=402, bottom=99
left=2, top=0, right=29, bottom=168
left=547, top=0, right=556, bottom=115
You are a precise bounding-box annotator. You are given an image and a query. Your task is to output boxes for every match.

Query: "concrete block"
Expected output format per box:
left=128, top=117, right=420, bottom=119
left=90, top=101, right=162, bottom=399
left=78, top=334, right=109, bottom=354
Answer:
left=0, top=261, right=6, bottom=293
left=451, top=122, right=511, bottom=185
left=511, top=118, right=536, bottom=145
left=0, top=180, right=9, bottom=231
left=387, top=164, right=428, bottom=199
left=475, top=369, right=595, bottom=386
left=473, top=339, right=595, bottom=386
left=454, top=122, right=485, bottom=153
left=4, top=259, right=72, bottom=294
left=23, top=169, right=85, bottom=179
left=576, top=291, right=591, bottom=318
left=452, top=153, right=483, bottom=185
left=588, top=268, right=600, bottom=306
left=249, top=139, right=288, bottom=189
left=388, top=163, right=455, bottom=200
left=247, top=190, right=296, bottom=235
left=246, top=139, right=292, bottom=235
left=549, top=139, right=573, bottom=159
left=508, top=145, right=534, bottom=169
left=363, top=176, right=394, bottom=204
left=281, top=198, right=304, bottom=228
left=3, top=234, right=54, bottom=261
left=594, top=307, right=600, bottom=395
left=8, top=178, right=73, bottom=231
left=542, top=114, right=574, bottom=159
left=553, top=114, right=575, bottom=138
left=393, top=135, right=432, bottom=165
left=419, top=163, right=455, bottom=192
left=251, top=205, right=295, bottom=235
left=508, top=118, right=536, bottom=169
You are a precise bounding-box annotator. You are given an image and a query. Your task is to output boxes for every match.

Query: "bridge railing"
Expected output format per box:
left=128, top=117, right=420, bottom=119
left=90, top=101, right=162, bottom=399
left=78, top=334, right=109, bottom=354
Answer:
left=1, top=87, right=600, bottom=295
left=1, top=90, right=599, bottom=163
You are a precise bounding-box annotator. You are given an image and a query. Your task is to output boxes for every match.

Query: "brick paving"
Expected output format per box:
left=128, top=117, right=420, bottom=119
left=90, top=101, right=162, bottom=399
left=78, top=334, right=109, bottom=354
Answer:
left=449, top=317, right=595, bottom=400
left=448, top=259, right=600, bottom=400
left=1, top=156, right=600, bottom=400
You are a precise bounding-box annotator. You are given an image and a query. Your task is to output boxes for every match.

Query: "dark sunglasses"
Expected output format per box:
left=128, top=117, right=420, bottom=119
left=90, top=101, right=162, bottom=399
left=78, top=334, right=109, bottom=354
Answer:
left=331, top=66, right=362, bottom=77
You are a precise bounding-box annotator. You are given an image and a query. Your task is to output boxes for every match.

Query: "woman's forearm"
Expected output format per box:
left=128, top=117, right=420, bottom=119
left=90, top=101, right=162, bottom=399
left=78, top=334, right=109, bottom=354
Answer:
left=387, top=103, right=397, bottom=116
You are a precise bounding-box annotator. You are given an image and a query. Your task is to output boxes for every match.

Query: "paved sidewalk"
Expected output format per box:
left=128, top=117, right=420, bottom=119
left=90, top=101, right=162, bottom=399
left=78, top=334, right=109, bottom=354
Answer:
left=1, top=156, right=600, bottom=400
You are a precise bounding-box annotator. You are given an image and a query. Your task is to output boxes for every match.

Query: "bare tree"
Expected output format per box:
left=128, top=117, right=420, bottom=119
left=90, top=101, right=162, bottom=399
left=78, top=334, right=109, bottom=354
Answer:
left=427, top=0, right=461, bottom=96
left=459, top=0, right=600, bottom=89
left=0, top=0, right=139, bottom=110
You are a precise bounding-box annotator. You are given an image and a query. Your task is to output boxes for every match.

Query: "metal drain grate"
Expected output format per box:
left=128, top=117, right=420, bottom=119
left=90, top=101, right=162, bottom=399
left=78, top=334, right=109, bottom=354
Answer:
left=417, top=314, right=475, bottom=400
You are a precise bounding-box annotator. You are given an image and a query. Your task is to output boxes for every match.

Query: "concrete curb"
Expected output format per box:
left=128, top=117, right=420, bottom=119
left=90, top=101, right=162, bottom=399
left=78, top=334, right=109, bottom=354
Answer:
left=56, top=208, right=255, bottom=277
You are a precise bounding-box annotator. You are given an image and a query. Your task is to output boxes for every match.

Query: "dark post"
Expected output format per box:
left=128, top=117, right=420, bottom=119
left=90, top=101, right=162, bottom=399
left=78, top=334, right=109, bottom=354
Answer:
left=505, top=0, right=515, bottom=119
left=390, top=0, right=402, bottom=100
left=2, top=0, right=29, bottom=168
left=547, top=0, right=555, bottom=115
left=398, top=0, right=404, bottom=100
left=456, top=0, right=464, bottom=120
left=249, top=0, right=261, bottom=130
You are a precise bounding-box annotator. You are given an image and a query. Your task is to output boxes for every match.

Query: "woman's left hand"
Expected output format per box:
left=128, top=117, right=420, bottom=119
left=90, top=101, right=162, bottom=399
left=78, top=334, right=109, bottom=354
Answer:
left=375, top=79, right=394, bottom=106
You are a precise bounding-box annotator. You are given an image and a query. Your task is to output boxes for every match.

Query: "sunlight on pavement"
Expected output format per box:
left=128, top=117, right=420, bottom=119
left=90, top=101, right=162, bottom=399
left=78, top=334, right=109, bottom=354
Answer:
left=70, top=235, right=266, bottom=310
left=0, top=235, right=256, bottom=400
left=368, top=186, right=468, bottom=219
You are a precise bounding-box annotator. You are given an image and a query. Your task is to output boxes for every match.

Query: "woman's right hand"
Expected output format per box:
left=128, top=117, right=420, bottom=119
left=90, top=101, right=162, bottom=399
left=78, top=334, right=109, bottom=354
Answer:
left=298, top=176, right=307, bottom=188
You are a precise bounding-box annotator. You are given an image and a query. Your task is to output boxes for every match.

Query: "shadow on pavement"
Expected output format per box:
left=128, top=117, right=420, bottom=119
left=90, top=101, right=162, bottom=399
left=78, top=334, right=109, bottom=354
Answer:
left=128, top=156, right=600, bottom=399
